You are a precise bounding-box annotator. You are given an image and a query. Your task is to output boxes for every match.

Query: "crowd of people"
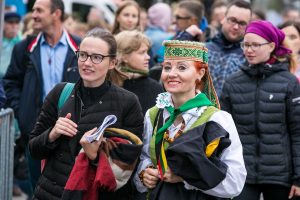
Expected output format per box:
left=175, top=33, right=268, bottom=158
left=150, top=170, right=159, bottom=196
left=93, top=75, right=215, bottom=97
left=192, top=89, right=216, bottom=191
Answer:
left=1, top=0, right=300, bottom=200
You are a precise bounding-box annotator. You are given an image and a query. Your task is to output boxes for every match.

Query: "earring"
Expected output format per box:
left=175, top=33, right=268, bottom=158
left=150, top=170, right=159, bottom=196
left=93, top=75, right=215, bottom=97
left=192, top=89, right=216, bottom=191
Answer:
left=195, top=89, right=201, bottom=94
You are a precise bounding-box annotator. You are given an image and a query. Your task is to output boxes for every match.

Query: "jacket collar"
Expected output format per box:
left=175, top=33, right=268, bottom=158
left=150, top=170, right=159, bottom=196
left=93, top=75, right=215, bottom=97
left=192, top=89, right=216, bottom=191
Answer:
left=27, top=30, right=78, bottom=53
left=241, top=61, right=289, bottom=77
left=211, top=32, right=242, bottom=50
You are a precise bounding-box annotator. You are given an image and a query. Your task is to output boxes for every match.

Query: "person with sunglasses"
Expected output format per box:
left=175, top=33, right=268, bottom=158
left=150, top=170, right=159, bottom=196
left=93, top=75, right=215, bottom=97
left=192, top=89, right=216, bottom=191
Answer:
left=220, top=20, right=300, bottom=200
left=153, top=1, right=206, bottom=71
left=172, top=0, right=206, bottom=42
left=28, top=28, right=144, bottom=200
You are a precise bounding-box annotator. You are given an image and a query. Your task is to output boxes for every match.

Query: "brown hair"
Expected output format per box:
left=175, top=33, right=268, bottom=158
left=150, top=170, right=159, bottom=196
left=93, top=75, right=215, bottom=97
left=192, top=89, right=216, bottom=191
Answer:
left=112, top=30, right=150, bottom=85
left=225, top=0, right=252, bottom=16
left=111, top=0, right=141, bottom=35
left=177, top=0, right=204, bottom=23
left=115, top=30, right=150, bottom=64
left=50, top=0, right=65, bottom=21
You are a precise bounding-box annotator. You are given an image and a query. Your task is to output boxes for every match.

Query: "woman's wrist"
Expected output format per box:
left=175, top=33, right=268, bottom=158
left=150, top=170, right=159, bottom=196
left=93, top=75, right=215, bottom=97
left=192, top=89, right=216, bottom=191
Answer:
left=48, top=128, right=59, bottom=142
left=139, top=165, right=155, bottom=186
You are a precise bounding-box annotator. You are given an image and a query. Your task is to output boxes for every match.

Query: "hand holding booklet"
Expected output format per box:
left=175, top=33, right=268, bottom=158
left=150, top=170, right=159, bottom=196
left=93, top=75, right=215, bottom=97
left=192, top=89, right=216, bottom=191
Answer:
left=85, top=115, right=117, bottom=143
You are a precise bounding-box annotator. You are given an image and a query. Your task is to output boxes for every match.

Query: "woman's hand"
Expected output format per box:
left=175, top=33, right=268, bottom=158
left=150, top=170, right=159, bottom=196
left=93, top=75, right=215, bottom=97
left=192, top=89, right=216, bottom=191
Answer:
left=79, top=128, right=102, bottom=160
left=143, top=167, right=160, bottom=189
left=289, top=185, right=300, bottom=199
left=185, top=25, right=202, bottom=37
left=163, top=168, right=183, bottom=183
left=48, top=113, right=78, bottom=142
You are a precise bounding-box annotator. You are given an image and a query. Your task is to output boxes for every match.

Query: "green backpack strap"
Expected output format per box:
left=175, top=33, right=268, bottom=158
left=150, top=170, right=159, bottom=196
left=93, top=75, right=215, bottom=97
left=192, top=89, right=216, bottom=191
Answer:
left=58, top=83, right=75, bottom=111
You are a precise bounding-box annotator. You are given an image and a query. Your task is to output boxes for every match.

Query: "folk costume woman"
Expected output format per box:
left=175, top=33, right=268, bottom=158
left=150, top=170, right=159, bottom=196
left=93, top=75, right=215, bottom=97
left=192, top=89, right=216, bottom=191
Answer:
left=134, top=40, right=247, bottom=200
left=28, top=28, right=144, bottom=200
left=221, top=20, right=300, bottom=200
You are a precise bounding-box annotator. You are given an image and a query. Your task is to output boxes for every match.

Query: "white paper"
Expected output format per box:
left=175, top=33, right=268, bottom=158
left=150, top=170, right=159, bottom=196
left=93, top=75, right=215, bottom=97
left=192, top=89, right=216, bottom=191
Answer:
left=85, top=115, right=117, bottom=143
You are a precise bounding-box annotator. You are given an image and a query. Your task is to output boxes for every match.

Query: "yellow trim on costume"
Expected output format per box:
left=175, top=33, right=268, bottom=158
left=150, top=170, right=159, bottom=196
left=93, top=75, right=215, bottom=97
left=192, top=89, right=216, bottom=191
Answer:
left=205, top=138, right=220, bottom=158
left=161, top=143, right=168, bottom=171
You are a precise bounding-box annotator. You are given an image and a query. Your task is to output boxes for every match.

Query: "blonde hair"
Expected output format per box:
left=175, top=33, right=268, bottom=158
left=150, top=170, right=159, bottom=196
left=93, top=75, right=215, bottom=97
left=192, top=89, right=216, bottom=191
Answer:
left=115, top=30, right=151, bottom=66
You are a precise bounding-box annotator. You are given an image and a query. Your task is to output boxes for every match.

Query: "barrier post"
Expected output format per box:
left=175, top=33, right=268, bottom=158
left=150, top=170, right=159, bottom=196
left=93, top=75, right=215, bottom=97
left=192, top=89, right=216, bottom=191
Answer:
left=0, top=108, right=15, bottom=200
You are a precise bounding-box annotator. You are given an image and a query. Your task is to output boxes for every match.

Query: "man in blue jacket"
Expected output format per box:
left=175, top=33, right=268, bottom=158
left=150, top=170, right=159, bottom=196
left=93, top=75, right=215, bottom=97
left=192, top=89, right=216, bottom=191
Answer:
left=206, top=0, right=252, bottom=96
left=3, top=0, right=81, bottom=194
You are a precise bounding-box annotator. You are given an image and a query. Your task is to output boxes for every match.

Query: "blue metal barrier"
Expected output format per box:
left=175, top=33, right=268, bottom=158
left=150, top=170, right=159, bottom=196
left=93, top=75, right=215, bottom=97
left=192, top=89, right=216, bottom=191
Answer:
left=0, top=108, right=15, bottom=200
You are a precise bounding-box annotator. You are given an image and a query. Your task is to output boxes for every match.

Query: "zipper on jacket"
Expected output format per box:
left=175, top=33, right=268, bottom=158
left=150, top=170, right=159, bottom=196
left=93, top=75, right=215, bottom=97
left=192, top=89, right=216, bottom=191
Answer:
left=76, top=92, right=84, bottom=122
left=254, top=77, right=260, bottom=183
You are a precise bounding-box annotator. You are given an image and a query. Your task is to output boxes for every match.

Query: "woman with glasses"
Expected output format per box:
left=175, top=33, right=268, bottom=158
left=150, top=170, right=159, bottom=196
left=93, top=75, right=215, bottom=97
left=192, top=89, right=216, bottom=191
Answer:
left=134, top=40, right=247, bottom=200
left=28, top=28, right=144, bottom=200
left=221, top=20, right=300, bottom=200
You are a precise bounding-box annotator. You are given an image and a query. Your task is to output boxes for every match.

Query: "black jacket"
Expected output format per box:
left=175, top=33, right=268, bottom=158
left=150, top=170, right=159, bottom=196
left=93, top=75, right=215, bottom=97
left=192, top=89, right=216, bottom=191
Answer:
left=220, top=61, right=300, bottom=187
left=29, top=81, right=144, bottom=200
left=3, top=33, right=81, bottom=141
left=123, top=76, right=163, bottom=115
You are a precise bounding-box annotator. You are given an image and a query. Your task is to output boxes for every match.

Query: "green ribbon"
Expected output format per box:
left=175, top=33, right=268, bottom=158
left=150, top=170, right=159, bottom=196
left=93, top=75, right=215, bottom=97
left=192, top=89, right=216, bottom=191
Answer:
left=155, top=93, right=212, bottom=144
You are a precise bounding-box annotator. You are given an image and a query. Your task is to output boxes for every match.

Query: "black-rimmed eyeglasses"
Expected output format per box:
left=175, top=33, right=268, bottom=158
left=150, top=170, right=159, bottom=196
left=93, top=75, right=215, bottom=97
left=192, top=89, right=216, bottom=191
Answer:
left=240, top=42, right=271, bottom=51
left=76, top=51, right=115, bottom=64
left=226, top=17, right=248, bottom=28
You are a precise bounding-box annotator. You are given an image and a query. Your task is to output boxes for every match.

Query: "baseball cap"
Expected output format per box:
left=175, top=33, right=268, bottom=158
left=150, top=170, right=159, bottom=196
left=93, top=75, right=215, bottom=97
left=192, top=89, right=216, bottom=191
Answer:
left=4, top=12, right=21, bottom=23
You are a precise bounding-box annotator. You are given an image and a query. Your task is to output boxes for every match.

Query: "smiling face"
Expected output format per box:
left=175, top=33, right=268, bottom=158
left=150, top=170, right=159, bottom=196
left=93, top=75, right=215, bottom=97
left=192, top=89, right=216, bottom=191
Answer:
left=161, top=60, right=205, bottom=99
left=32, top=0, right=53, bottom=31
left=78, top=37, right=115, bottom=87
left=117, top=5, right=139, bottom=31
left=243, top=33, right=275, bottom=64
left=122, top=42, right=150, bottom=70
left=32, top=0, right=62, bottom=32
